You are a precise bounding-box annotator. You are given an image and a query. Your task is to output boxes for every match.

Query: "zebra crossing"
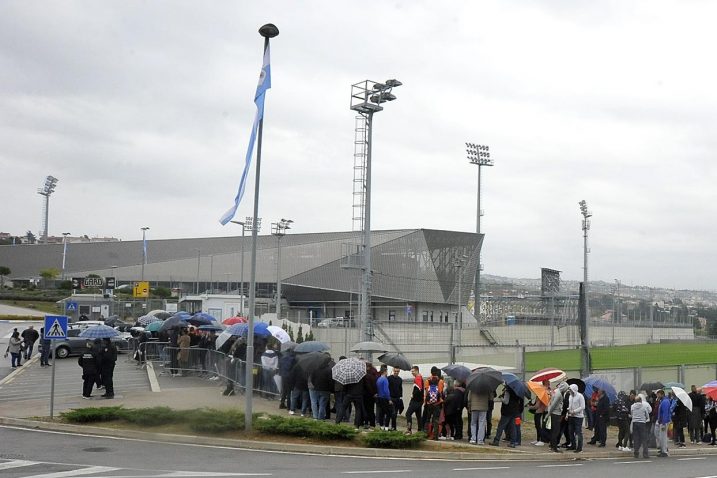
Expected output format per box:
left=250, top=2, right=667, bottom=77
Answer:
left=0, top=460, right=271, bottom=477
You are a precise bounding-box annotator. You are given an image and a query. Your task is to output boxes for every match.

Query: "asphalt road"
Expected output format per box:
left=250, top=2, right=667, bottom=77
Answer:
left=1, top=425, right=717, bottom=478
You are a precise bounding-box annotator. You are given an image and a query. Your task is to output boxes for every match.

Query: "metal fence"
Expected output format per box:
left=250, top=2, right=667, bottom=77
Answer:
left=138, top=342, right=280, bottom=396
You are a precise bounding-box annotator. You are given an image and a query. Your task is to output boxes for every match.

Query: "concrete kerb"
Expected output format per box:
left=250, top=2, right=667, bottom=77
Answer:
left=2, top=416, right=716, bottom=461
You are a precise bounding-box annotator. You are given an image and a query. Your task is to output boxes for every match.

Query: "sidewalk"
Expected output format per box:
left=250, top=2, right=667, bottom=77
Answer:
left=2, top=360, right=716, bottom=461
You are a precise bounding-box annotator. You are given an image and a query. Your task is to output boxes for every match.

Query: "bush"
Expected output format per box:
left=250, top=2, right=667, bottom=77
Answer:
left=61, top=406, right=125, bottom=423
left=254, top=415, right=357, bottom=440
left=120, top=407, right=181, bottom=426
left=360, top=430, right=426, bottom=448
left=187, top=409, right=248, bottom=433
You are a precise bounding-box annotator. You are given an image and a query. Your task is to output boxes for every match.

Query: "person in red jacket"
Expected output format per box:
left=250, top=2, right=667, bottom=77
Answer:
left=405, top=366, right=424, bottom=434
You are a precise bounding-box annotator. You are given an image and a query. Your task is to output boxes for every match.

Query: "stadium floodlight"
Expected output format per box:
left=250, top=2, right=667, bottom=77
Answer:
left=37, top=175, right=59, bottom=243
left=466, top=143, right=494, bottom=322
left=349, top=78, right=402, bottom=346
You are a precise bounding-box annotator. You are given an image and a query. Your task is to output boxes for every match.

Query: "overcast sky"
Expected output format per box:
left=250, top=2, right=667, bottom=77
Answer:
left=2, top=1, right=716, bottom=290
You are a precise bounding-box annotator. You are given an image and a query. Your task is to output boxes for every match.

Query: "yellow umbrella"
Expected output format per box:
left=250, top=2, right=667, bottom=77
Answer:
left=527, top=380, right=550, bottom=405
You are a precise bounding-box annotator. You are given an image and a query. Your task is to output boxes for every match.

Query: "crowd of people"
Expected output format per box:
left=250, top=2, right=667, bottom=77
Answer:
left=3, top=325, right=40, bottom=368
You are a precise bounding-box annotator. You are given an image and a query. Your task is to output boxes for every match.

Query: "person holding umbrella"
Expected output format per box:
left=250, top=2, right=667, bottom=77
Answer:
left=489, top=385, right=522, bottom=448
left=78, top=342, right=98, bottom=399
left=98, top=337, right=117, bottom=399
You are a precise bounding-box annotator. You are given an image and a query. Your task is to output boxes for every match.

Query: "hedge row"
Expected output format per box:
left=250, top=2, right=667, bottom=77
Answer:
left=61, top=407, right=425, bottom=448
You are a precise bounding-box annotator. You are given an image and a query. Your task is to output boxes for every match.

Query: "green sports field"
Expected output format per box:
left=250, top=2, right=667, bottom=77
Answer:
left=525, top=343, right=717, bottom=372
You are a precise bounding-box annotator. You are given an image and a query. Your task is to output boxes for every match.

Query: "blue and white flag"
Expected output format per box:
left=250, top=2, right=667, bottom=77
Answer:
left=219, top=43, right=272, bottom=225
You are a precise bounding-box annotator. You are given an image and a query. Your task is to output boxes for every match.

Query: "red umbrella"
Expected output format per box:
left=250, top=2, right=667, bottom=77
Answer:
left=223, top=316, right=247, bottom=325
left=529, top=367, right=566, bottom=383
left=701, top=380, right=717, bottom=400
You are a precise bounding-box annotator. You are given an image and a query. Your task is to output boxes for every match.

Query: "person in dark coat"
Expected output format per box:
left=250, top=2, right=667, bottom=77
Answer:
left=490, top=386, right=522, bottom=448
left=589, top=389, right=610, bottom=446
left=93, top=338, right=104, bottom=390
left=78, top=343, right=98, bottom=399
left=443, top=381, right=466, bottom=440
left=343, top=377, right=365, bottom=429
left=289, top=361, right=310, bottom=416
left=98, top=338, right=117, bottom=399
left=278, top=351, right=295, bottom=409
left=387, top=367, right=404, bottom=431
left=362, top=363, right=378, bottom=428
left=672, top=395, right=689, bottom=447
left=689, top=385, right=706, bottom=444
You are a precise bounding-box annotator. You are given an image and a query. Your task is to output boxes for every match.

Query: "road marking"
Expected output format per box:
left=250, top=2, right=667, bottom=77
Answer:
left=453, top=466, right=510, bottom=471
left=677, top=457, right=706, bottom=461
left=77, top=474, right=271, bottom=477
left=22, top=466, right=118, bottom=478
left=0, top=460, right=37, bottom=470
left=537, top=464, right=583, bottom=467
left=342, top=471, right=411, bottom=474
left=613, top=461, right=652, bottom=464
left=147, top=361, right=161, bottom=392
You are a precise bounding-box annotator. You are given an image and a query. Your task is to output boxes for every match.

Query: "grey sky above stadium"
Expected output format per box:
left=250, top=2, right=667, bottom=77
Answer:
left=2, top=1, right=716, bottom=290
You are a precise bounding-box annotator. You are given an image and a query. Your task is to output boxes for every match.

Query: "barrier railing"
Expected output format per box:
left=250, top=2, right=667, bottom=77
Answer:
left=137, top=342, right=280, bottom=396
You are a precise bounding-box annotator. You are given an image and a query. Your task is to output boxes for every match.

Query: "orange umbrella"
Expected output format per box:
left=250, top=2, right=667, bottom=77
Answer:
left=529, top=367, right=566, bottom=383
left=527, top=381, right=550, bottom=405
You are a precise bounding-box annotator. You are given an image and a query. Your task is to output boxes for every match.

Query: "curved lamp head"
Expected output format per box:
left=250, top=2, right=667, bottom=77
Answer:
left=259, top=24, right=279, bottom=38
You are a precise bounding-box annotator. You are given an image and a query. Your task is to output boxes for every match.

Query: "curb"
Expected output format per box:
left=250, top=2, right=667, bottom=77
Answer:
left=2, top=417, right=716, bottom=461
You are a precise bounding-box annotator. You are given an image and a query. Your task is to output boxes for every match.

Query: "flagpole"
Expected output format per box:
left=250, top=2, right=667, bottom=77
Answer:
left=245, top=23, right=279, bottom=433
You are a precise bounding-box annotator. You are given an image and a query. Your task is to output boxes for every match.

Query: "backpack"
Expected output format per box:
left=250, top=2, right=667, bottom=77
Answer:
left=426, top=378, right=442, bottom=405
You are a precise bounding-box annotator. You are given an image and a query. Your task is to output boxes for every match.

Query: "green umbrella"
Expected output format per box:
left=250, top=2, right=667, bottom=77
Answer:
left=146, top=321, right=163, bottom=333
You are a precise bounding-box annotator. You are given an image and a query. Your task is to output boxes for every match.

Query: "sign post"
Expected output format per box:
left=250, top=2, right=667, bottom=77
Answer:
left=44, top=315, right=68, bottom=419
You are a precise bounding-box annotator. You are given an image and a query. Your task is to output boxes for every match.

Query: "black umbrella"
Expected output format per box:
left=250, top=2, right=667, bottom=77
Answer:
left=297, top=351, right=332, bottom=374
left=442, top=364, right=472, bottom=383
left=640, top=381, right=664, bottom=393
left=377, top=353, right=412, bottom=371
left=158, top=315, right=189, bottom=333
left=465, top=367, right=503, bottom=395
left=294, top=341, right=330, bottom=354
left=567, top=378, right=586, bottom=394
left=151, top=311, right=172, bottom=320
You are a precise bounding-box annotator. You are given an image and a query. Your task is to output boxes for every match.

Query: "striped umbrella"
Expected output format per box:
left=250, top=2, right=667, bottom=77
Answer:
left=701, top=380, right=717, bottom=400
left=332, top=357, right=366, bottom=385
left=138, top=315, right=162, bottom=326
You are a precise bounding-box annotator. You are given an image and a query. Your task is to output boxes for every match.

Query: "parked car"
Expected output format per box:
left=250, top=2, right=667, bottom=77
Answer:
left=316, top=317, right=354, bottom=328
left=45, top=329, right=129, bottom=359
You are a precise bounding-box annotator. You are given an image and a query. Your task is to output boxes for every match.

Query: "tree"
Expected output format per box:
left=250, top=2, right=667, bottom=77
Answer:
left=296, top=326, right=304, bottom=343
left=39, top=268, right=60, bottom=280
left=0, top=266, right=10, bottom=288
left=152, top=287, right=171, bottom=299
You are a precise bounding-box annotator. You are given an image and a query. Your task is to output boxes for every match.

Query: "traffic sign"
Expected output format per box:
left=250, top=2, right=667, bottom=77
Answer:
left=66, top=301, right=78, bottom=312
left=133, top=281, right=149, bottom=298
left=44, top=315, right=68, bottom=340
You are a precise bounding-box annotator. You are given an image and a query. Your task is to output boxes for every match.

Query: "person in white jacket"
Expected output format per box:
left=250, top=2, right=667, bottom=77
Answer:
left=567, top=384, right=585, bottom=453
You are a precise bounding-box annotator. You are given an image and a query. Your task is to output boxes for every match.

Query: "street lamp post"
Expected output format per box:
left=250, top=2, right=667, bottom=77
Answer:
left=349, top=78, right=402, bottom=344
left=140, top=227, right=150, bottom=282
left=466, top=144, right=493, bottom=324
left=271, top=219, right=293, bottom=321
left=195, top=249, right=201, bottom=295
left=61, top=232, right=71, bottom=280
left=453, top=255, right=467, bottom=361
left=613, top=279, right=620, bottom=345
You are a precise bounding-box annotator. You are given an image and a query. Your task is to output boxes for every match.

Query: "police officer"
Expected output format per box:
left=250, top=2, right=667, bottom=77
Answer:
left=78, top=343, right=98, bottom=399
left=99, top=337, right=118, bottom=399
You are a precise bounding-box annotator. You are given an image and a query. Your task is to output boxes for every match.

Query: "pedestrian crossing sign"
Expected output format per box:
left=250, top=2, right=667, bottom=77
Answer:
left=44, top=315, right=68, bottom=339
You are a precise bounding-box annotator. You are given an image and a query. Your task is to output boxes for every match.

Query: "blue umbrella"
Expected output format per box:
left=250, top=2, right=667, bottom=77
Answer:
left=502, top=372, right=530, bottom=398
left=171, top=311, right=192, bottom=320
left=240, top=322, right=272, bottom=338
left=442, top=364, right=471, bottom=382
left=79, top=325, right=120, bottom=339
left=294, top=341, right=330, bottom=354
left=198, top=324, right=224, bottom=332
left=583, top=375, right=617, bottom=403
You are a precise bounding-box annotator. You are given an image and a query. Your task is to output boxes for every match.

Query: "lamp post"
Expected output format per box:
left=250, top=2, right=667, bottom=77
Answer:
left=37, top=175, right=58, bottom=244
left=579, top=200, right=591, bottom=371
left=140, top=227, right=150, bottom=282
left=466, top=144, right=493, bottom=323
left=349, top=78, right=402, bottom=344
left=453, top=255, right=467, bottom=362
left=613, top=279, right=620, bottom=345
left=61, top=232, right=71, bottom=280
left=271, top=219, right=293, bottom=321
left=195, top=249, right=201, bottom=294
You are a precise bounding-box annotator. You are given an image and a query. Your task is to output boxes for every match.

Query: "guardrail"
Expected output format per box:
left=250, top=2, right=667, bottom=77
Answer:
left=137, top=341, right=280, bottom=396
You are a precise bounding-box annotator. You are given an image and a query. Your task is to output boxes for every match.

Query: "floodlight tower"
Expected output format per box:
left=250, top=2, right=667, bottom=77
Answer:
left=37, top=175, right=58, bottom=243
left=349, top=78, right=402, bottom=344
left=579, top=200, right=591, bottom=347
left=466, top=143, right=493, bottom=323
left=271, top=219, right=293, bottom=321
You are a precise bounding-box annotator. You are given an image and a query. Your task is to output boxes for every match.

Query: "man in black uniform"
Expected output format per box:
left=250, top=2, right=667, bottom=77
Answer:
left=99, top=337, right=118, bottom=399
left=78, top=343, right=98, bottom=399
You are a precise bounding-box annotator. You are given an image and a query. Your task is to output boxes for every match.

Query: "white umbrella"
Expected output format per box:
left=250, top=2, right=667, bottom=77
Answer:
left=267, top=325, right=290, bottom=344
left=350, top=341, right=388, bottom=353
left=671, top=385, right=693, bottom=411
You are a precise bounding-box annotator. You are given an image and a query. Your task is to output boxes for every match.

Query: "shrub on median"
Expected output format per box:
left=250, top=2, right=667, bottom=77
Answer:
left=360, top=430, right=426, bottom=449
left=254, top=415, right=357, bottom=440
left=61, top=406, right=125, bottom=423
